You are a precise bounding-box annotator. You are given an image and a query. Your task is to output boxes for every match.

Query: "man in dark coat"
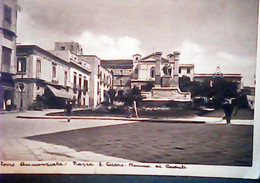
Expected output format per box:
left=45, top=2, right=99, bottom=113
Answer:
left=223, top=98, right=234, bottom=124
left=65, top=100, right=73, bottom=122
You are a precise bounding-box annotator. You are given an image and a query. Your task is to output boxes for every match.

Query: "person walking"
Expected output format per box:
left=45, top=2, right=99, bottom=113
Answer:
left=133, top=100, right=139, bottom=118
left=223, top=98, right=234, bottom=124
left=65, top=100, right=73, bottom=122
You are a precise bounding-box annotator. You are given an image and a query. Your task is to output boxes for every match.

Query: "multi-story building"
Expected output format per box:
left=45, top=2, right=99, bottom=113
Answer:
left=101, top=59, right=132, bottom=93
left=102, top=57, right=243, bottom=92
left=50, top=42, right=91, bottom=108
left=102, top=53, right=182, bottom=92
left=81, top=55, right=112, bottom=107
left=0, top=0, right=18, bottom=110
left=193, top=66, right=242, bottom=89
left=52, top=42, right=112, bottom=108
left=15, top=45, right=72, bottom=110
left=179, top=64, right=195, bottom=80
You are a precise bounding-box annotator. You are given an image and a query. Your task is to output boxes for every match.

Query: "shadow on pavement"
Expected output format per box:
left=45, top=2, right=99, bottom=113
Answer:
left=25, top=122, right=253, bottom=166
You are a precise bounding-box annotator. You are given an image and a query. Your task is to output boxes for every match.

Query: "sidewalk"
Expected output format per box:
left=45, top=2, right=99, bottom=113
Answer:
left=15, top=109, right=254, bottom=125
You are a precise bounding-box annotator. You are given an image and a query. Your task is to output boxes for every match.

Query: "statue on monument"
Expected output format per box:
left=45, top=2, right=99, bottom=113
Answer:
left=162, top=64, right=172, bottom=76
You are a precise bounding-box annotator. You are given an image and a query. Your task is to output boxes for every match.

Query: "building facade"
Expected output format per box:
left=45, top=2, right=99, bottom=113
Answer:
left=52, top=42, right=112, bottom=108
left=179, top=64, right=195, bottom=80
left=50, top=42, right=92, bottom=108
left=81, top=55, right=112, bottom=107
left=100, top=59, right=132, bottom=93
left=102, top=52, right=186, bottom=91
left=0, top=0, right=18, bottom=110
left=16, top=45, right=72, bottom=110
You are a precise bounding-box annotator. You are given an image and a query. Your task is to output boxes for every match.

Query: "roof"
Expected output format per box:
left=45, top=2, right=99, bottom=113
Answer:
left=17, top=45, right=91, bottom=74
left=17, top=45, right=69, bottom=65
left=81, top=55, right=102, bottom=60
left=101, top=60, right=133, bottom=69
left=179, top=64, right=194, bottom=68
left=194, top=73, right=242, bottom=78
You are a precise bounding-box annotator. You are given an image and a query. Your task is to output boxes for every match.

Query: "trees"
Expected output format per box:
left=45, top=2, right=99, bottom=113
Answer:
left=120, top=86, right=143, bottom=106
left=210, top=78, right=238, bottom=106
left=179, top=76, right=191, bottom=92
left=107, top=89, right=117, bottom=103
left=179, top=76, right=240, bottom=107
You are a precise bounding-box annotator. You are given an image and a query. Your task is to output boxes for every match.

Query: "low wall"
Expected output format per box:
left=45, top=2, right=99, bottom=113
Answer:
left=141, top=100, right=192, bottom=108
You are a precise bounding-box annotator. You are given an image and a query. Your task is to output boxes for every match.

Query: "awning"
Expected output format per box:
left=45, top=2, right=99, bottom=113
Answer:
left=46, top=85, right=72, bottom=99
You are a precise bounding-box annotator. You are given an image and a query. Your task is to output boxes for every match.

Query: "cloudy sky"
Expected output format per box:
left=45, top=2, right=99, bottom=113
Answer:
left=17, top=0, right=258, bottom=86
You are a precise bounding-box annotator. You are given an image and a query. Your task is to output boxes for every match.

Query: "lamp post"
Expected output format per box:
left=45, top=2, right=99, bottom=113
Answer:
left=19, top=83, right=24, bottom=111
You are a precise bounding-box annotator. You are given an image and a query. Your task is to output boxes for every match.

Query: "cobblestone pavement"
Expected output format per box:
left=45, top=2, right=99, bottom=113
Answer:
left=0, top=112, right=138, bottom=162
left=0, top=112, right=253, bottom=166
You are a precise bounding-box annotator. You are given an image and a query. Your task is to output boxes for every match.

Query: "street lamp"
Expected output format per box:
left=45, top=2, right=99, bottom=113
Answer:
left=19, top=83, right=24, bottom=111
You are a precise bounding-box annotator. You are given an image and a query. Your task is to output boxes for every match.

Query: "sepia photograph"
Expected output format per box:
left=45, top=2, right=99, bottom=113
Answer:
left=0, top=0, right=259, bottom=179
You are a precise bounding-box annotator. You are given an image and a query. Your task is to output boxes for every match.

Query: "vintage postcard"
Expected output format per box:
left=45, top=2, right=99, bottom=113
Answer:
left=0, top=0, right=259, bottom=179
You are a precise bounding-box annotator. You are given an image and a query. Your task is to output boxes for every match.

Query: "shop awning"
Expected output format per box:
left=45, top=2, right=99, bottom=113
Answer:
left=46, top=85, right=72, bottom=99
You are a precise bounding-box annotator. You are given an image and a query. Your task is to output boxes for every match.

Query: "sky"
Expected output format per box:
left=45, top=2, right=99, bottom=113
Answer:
left=17, top=0, right=258, bottom=86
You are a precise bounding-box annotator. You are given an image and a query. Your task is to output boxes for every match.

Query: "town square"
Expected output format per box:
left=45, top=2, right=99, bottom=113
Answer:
left=0, top=0, right=258, bottom=177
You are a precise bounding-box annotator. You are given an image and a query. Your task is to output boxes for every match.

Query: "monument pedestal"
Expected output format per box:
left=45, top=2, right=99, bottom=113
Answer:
left=141, top=86, right=192, bottom=107
left=161, top=76, right=171, bottom=87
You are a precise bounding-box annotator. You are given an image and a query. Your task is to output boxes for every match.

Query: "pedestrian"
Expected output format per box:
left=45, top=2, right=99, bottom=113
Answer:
left=133, top=100, right=139, bottom=118
left=65, top=100, right=73, bottom=122
left=222, top=98, right=234, bottom=124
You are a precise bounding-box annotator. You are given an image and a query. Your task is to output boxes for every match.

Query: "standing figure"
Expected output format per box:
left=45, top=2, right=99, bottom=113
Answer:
left=163, top=64, right=172, bottom=76
left=223, top=98, right=234, bottom=124
left=65, top=100, right=73, bottom=122
left=133, top=100, right=139, bottom=118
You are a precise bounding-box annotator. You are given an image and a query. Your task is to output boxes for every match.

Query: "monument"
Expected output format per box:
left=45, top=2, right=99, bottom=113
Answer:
left=134, top=51, right=192, bottom=107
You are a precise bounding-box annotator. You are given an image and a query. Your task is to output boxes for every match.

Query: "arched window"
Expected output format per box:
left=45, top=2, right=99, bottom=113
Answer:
left=150, top=67, right=155, bottom=78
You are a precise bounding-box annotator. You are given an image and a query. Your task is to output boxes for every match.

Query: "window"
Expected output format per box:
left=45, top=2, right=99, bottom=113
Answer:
left=79, top=74, right=82, bottom=90
left=73, top=72, right=77, bottom=88
left=100, top=71, right=102, bottom=79
left=52, top=63, right=57, bottom=78
left=150, top=67, right=155, bottom=78
left=61, top=46, right=65, bottom=50
left=17, top=58, right=26, bottom=73
left=179, top=68, right=182, bottom=74
left=98, top=65, right=100, bottom=78
left=83, top=97, right=86, bottom=106
left=187, top=68, right=190, bottom=74
left=64, top=71, right=67, bottom=86
left=120, top=79, right=123, bottom=85
left=36, top=59, right=41, bottom=77
left=1, top=47, right=11, bottom=72
left=83, top=78, right=88, bottom=92
left=4, top=5, right=12, bottom=23
left=120, top=70, right=123, bottom=75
